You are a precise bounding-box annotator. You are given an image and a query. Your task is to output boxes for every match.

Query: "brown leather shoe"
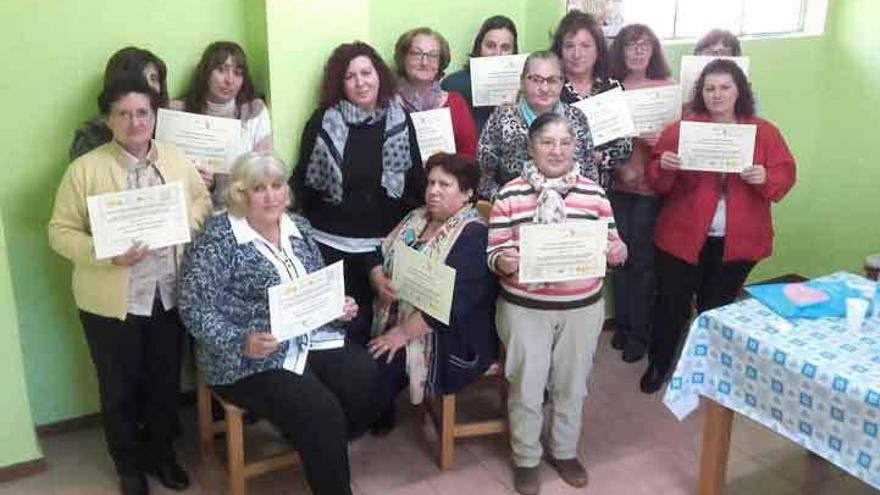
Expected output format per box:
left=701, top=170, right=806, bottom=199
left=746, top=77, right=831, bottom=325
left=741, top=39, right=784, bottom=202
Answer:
left=547, top=457, right=588, bottom=487
left=513, top=465, right=541, bottom=495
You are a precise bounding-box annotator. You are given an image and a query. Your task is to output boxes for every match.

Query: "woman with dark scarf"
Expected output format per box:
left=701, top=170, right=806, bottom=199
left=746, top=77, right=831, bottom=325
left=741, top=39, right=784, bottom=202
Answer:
left=394, top=27, right=477, bottom=160
left=290, top=41, right=426, bottom=346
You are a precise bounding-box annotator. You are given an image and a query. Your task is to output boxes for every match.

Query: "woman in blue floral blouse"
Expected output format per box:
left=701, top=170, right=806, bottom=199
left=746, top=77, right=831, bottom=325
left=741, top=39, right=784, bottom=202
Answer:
left=179, top=151, right=377, bottom=495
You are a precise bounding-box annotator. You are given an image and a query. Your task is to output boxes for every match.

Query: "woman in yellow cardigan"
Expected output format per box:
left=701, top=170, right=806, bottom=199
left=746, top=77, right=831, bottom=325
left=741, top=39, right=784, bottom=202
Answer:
left=48, top=77, right=211, bottom=495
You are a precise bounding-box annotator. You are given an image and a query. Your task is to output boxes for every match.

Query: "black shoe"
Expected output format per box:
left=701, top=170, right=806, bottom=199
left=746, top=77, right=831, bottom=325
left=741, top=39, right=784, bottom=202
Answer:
left=639, top=365, right=665, bottom=394
left=119, top=473, right=148, bottom=495
left=622, top=341, right=646, bottom=363
left=370, top=406, right=396, bottom=437
left=611, top=330, right=627, bottom=350
left=147, top=459, right=189, bottom=491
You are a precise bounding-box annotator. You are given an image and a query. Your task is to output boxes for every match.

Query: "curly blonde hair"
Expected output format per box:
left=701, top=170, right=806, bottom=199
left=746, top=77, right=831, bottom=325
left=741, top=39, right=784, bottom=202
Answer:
left=224, top=151, right=291, bottom=217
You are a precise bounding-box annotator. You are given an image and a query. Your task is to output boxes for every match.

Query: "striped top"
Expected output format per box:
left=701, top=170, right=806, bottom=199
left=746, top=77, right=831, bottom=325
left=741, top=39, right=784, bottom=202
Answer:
left=487, top=175, right=621, bottom=310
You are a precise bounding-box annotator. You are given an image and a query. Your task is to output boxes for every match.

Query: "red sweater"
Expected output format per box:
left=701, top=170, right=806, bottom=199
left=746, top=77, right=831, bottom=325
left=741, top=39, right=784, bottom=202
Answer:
left=646, top=114, right=796, bottom=264
left=445, top=91, right=478, bottom=160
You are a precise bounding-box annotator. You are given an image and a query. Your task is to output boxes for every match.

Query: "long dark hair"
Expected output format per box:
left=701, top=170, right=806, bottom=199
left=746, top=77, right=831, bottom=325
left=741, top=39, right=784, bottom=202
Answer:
left=692, top=59, right=755, bottom=117
left=468, top=15, right=519, bottom=59
left=551, top=10, right=609, bottom=79
left=608, top=24, right=670, bottom=81
left=183, top=41, right=259, bottom=113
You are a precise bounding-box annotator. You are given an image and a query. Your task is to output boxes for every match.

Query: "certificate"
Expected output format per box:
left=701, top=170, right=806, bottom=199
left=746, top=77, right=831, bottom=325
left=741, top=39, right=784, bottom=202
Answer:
left=268, top=261, right=345, bottom=342
left=678, top=121, right=757, bottom=173
left=571, top=87, right=636, bottom=146
left=469, top=53, right=530, bottom=107
left=155, top=108, right=241, bottom=174
left=679, top=55, right=750, bottom=102
left=410, top=107, right=456, bottom=163
left=519, top=221, right=608, bottom=284
left=87, top=182, right=191, bottom=260
left=392, top=243, right=456, bottom=325
left=624, top=85, right=682, bottom=135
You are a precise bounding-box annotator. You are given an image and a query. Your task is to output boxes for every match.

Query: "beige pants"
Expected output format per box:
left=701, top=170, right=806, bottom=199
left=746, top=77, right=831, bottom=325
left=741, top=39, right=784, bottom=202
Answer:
left=496, top=298, right=604, bottom=467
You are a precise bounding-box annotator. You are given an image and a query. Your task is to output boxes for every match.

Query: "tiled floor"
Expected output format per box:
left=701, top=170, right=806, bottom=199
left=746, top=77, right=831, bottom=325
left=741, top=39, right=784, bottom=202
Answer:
left=3, top=332, right=878, bottom=494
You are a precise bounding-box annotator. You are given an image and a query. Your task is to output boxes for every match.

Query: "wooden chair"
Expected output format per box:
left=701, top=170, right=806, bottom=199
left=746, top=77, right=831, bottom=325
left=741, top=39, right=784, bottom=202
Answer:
left=196, top=379, right=300, bottom=495
left=423, top=361, right=509, bottom=470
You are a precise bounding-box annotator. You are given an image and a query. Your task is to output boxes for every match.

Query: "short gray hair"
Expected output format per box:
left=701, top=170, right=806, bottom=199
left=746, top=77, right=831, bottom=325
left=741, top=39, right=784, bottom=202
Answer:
left=223, top=151, right=291, bottom=217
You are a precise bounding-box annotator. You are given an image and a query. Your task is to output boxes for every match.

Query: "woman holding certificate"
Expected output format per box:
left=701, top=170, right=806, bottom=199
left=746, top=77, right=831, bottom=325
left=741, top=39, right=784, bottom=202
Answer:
left=173, top=41, right=273, bottom=206
left=552, top=10, right=632, bottom=190
left=441, top=15, right=519, bottom=134
left=49, top=78, right=211, bottom=495
left=291, top=41, right=426, bottom=346
left=477, top=51, right=595, bottom=200
left=179, top=152, right=375, bottom=495
left=394, top=28, right=478, bottom=160
left=366, top=152, right=497, bottom=434
left=604, top=24, right=673, bottom=363
left=487, top=113, right=626, bottom=494
left=640, top=60, right=796, bottom=394
left=70, top=46, right=169, bottom=160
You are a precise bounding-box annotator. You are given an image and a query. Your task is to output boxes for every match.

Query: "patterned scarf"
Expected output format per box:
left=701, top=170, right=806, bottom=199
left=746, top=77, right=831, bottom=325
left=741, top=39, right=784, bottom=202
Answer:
left=304, top=99, right=411, bottom=204
left=372, top=204, right=483, bottom=404
left=522, top=159, right=578, bottom=224
left=398, top=79, right=447, bottom=112
left=517, top=96, right=564, bottom=128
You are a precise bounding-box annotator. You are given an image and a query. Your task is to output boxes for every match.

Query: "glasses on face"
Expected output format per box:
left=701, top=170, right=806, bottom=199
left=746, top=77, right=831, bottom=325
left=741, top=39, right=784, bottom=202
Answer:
left=625, top=40, right=652, bottom=53
left=407, top=50, right=441, bottom=63
left=525, top=74, right=563, bottom=87
left=535, top=138, right=574, bottom=150
left=111, top=108, right=153, bottom=123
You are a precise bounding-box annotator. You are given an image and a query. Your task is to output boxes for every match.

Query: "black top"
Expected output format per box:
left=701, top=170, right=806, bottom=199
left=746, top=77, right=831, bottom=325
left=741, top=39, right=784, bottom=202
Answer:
left=291, top=108, right=427, bottom=239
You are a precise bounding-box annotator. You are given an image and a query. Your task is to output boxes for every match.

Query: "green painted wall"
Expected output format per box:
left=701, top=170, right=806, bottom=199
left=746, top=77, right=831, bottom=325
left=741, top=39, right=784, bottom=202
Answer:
left=0, top=0, right=258, bottom=427
left=1, top=0, right=876, bottom=457
left=0, top=214, right=42, bottom=467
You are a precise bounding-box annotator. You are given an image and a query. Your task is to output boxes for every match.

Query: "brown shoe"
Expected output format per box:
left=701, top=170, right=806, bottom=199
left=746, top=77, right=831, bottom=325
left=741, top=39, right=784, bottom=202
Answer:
left=547, top=457, right=588, bottom=487
left=513, top=465, right=541, bottom=495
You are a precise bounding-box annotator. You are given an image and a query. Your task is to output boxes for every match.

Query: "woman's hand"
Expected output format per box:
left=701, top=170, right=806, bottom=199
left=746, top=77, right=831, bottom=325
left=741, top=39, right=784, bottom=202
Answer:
left=196, top=165, right=214, bottom=190
left=336, top=296, right=358, bottom=323
left=112, top=242, right=149, bottom=267
left=494, top=248, right=520, bottom=277
left=592, top=151, right=604, bottom=165
left=368, top=327, right=409, bottom=364
left=659, top=151, right=682, bottom=171
left=243, top=331, right=279, bottom=359
left=369, top=265, right=397, bottom=308
left=740, top=165, right=766, bottom=185
left=640, top=132, right=660, bottom=147
left=607, top=239, right=628, bottom=267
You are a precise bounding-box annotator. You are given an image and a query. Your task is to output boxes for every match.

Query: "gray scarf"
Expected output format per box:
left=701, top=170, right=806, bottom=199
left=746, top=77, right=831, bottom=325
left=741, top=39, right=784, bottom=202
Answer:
left=305, top=99, right=411, bottom=204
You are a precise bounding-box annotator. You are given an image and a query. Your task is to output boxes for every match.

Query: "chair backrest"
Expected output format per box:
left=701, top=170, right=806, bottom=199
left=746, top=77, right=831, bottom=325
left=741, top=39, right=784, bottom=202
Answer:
left=476, top=200, right=492, bottom=222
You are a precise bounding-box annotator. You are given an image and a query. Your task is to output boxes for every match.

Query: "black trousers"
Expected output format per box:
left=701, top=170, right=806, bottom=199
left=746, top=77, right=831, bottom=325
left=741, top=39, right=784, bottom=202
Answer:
left=611, top=191, right=662, bottom=346
left=79, top=298, right=184, bottom=475
left=316, top=243, right=376, bottom=346
left=214, top=342, right=379, bottom=495
left=648, top=238, right=755, bottom=377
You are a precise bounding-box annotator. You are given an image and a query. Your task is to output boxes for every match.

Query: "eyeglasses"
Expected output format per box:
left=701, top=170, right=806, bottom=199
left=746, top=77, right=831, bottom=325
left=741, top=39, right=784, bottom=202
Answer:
left=525, top=74, right=563, bottom=87
left=534, top=138, right=574, bottom=150
left=624, top=40, right=652, bottom=53
left=111, top=108, right=153, bottom=122
left=407, top=50, right=441, bottom=63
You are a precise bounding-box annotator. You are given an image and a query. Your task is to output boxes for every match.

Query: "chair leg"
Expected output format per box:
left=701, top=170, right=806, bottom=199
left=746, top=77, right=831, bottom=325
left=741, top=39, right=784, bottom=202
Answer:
left=440, top=394, right=456, bottom=470
left=197, top=384, right=215, bottom=459
left=225, top=407, right=246, bottom=495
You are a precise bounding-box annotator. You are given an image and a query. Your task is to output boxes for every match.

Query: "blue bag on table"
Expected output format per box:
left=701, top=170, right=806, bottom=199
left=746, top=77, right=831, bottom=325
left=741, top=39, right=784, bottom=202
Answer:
left=744, top=281, right=870, bottom=319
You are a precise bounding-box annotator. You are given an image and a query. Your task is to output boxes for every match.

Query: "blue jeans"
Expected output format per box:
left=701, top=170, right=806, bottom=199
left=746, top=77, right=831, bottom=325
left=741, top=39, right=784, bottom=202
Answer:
left=610, top=191, right=661, bottom=346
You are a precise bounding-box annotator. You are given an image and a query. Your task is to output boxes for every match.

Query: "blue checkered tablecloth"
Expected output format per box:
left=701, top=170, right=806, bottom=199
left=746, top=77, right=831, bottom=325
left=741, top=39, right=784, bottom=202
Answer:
left=663, top=272, right=880, bottom=488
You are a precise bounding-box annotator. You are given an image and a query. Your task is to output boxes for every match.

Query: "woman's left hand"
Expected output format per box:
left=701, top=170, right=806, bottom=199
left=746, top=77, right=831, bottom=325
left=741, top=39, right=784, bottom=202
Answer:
left=606, top=239, right=628, bottom=267
left=740, top=165, right=766, bottom=185
left=336, top=296, right=358, bottom=324
left=368, top=327, right=409, bottom=364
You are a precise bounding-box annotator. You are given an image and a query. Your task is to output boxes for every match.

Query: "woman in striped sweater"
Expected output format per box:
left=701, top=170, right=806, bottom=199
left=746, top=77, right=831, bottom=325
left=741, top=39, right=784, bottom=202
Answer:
left=487, top=113, right=627, bottom=495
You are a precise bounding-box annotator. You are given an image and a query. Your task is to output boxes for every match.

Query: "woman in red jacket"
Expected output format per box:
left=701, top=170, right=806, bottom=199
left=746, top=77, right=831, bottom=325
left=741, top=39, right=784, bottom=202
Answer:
left=640, top=59, right=796, bottom=394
